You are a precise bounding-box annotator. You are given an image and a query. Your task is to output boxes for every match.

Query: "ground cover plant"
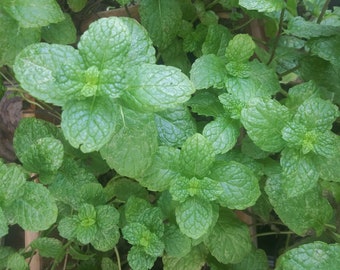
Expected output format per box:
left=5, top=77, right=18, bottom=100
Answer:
left=0, top=0, right=339, bottom=269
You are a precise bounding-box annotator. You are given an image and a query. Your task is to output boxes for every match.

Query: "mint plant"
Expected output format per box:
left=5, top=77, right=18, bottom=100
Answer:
left=0, top=0, right=340, bottom=270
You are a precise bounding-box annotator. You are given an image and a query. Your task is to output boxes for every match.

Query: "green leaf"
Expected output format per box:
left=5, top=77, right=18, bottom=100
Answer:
left=308, top=35, right=340, bottom=67
left=265, top=174, right=333, bottom=235
left=286, top=16, right=340, bottom=38
left=202, top=24, right=232, bottom=56
left=179, top=134, right=215, bottom=178
left=100, top=107, right=158, bottom=179
left=30, top=237, right=65, bottom=262
left=123, top=64, right=195, bottom=112
left=79, top=183, right=107, bottom=206
left=14, top=43, right=85, bottom=106
left=124, top=197, right=151, bottom=224
left=67, top=0, right=88, bottom=12
left=0, top=208, right=8, bottom=238
left=0, top=163, right=26, bottom=207
left=163, top=245, right=207, bottom=270
left=175, top=197, right=214, bottom=239
left=20, top=137, right=64, bottom=173
left=230, top=248, right=269, bottom=270
left=241, top=98, right=290, bottom=152
left=58, top=216, right=78, bottom=240
left=219, top=93, right=245, bottom=120
left=239, top=0, right=285, bottom=12
left=190, top=54, right=228, bottom=90
left=241, top=135, right=271, bottom=160
left=6, top=182, right=58, bottom=231
left=209, top=161, right=260, bottom=209
left=188, top=90, right=225, bottom=117
left=139, top=146, right=181, bottom=192
left=61, top=97, right=118, bottom=153
left=139, top=0, right=182, bottom=49
left=155, top=106, right=197, bottom=147
left=41, top=13, right=77, bottom=44
left=205, top=209, right=252, bottom=264
left=0, top=9, right=40, bottom=67
left=225, top=34, right=255, bottom=63
left=0, top=247, right=15, bottom=269
left=276, top=242, right=340, bottom=270
left=2, top=0, right=64, bottom=28
left=203, top=117, right=239, bottom=154
left=170, top=177, right=222, bottom=202
left=163, top=223, right=191, bottom=257
left=101, top=257, right=118, bottom=270
left=6, top=253, right=29, bottom=270
left=127, top=246, right=157, bottom=270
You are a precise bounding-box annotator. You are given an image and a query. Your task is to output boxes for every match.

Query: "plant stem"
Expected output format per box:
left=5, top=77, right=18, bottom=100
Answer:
left=114, top=246, right=122, bottom=270
left=255, top=231, right=294, bottom=238
left=317, top=0, right=331, bottom=24
left=267, top=8, right=285, bottom=65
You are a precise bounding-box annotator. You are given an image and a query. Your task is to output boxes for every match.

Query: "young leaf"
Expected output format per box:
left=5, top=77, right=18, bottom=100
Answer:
left=204, top=209, right=252, bottom=264
left=188, top=90, right=225, bottom=117
left=139, top=0, right=182, bottom=49
left=202, top=24, right=232, bottom=57
left=67, top=0, right=88, bottom=12
left=239, top=0, right=285, bottom=12
left=61, top=97, right=118, bottom=153
left=100, top=107, right=158, bottom=179
left=225, top=34, right=255, bottom=63
left=175, top=197, right=214, bottom=239
left=123, top=64, right=195, bottom=112
left=163, top=223, right=191, bottom=257
left=179, top=134, right=215, bottom=178
left=203, top=117, right=239, bottom=154
left=127, top=246, right=157, bottom=270
left=2, top=0, right=64, bottom=28
left=6, top=253, right=29, bottom=270
left=190, top=54, right=228, bottom=90
left=30, top=237, right=65, bottom=262
left=209, top=161, right=260, bottom=209
left=265, top=174, right=333, bottom=236
left=276, top=242, right=340, bottom=270
left=5, top=182, right=58, bottom=231
left=218, top=93, right=245, bottom=119
left=14, top=43, right=86, bottom=106
left=241, top=98, right=290, bottom=152
left=0, top=208, right=8, bottom=238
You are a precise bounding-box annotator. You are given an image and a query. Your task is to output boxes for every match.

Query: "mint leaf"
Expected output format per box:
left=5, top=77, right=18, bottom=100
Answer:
left=61, top=97, right=118, bottom=153
left=155, top=106, right=197, bottom=147
left=202, top=24, right=232, bottom=56
left=163, top=245, right=207, bottom=270
left=127, top=246, right=157, bottom=270
left=30, top=237, right=65, bottom=262
left=2, top=0, right=64, bottom=28
left=124, top=197, right=151, bottom=224
left=225, top=34, right=255, bottom=62
left=230, top=248, right=269, bottom=270
left=139, top=0, right=182, bottom=49
left=0, top=163, right=26, bottom=207
left=6, top=253, right=29, bottom=270
left=205, top=209, right=252, bottom=264
left=0, top=208, right=8, bottom=238
left=239, top=0, right=285, bottom=12
left=203, top=117, right=239, bottom=154
left=105, top=178, right=148, bottom=202
left=241, top=98, right=290, bottom=152
left=139, top=146, right=181, bottom=192
left=163, top=223, right=191, bottom=257
left=179, top=134, right=215, bottom=178
left=6, top=182, right=58, bottom=231
left=265, top=174, right=333, bottom=235
left=308, top=35, right=340, bottom=67
left=79, top=183, right=107, bottom=207
left=209, top=161, right=260, bottom=209
left=175, top=197, right=214, bottom=239
left=219, top=93, right=245, bottom=119
left=188, top=90, right=225, bottom=117
left=123, top=64, right=195, bottom=112
left=0, top=8, right=40, bottom=67
left=67, top=0, right=88, bottom=12
left=100, top=107, right=158, bottom=179
left=41, top=13, right=76, bottom=44
left=276, top=242, right=340, bottom=270
left=14, top=43, right=85, bottom=106
left=190, top=55, right=228, bottom=89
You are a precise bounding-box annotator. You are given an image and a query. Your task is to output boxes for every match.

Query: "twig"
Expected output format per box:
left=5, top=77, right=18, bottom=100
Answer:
left=267, top=8, right=285, bottom=65
left=317, top=0, right=331, bottom=24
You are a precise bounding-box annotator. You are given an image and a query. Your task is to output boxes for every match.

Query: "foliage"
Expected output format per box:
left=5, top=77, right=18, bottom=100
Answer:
left=0, top=0, right=339, bottom=269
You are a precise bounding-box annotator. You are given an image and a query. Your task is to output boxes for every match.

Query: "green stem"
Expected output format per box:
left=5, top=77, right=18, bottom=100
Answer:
left=206, top=0, right=220, bottom=9
left=231, top=18, right=255, bottom=32
left=255, top=231, right=294, bottom=238
left=114, top=246, right=122, bottom=270
left=267, top=8, right=285, bottom=65
left=317, top=0, right=331, bottom=24
left=278, top=64, right=300, bottom=78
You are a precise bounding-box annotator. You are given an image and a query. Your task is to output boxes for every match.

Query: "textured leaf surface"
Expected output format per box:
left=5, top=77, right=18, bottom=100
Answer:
left=308, top=35, right=340, bottom=67
left=187, top=90, right=225, bottom=117
left=0, top=9, right=40, bottom=66
left=176, top=197, right=214, bottom=239
left=140, top=0, right=182, bottom=49
left=202, top=24, right=232, bottom=56
left=67, top=0, right=88, bottom=12
left=179, top=134, right=215, bottom=178
left=239, top=0, right=285, bottom=12
left=155, top=106, right=197, bottom=147
left=6, top=253, right=29, bottom=270
left=209, top=161, right=260, bottom=209
left=203, top=117, right=239, bottom=154
left=100, top=107, right=158, bottom=179
left=123, top=64, right=195, bottom=112
left=30, top=237, right=64, bottom=261
left=225, top=34, right=255, bottom=62
left=205, top=209, right=252, bottom=264
left=2, top=0, right=64, bottom=27
left=0, top=208, right=8, bottom=238
left=62, top=97, right=118, bottom=152
left=163, top=224, right=191, bottom=257
left=127, top=246, right=157, bottom=270
left=241, top=98, right=289, bottom=152
left=190, top=54, right=228, bottom=89
left=231, top=248, right=268, bottom=270
left=276, top=242, right=340, bottom=270
left=7, top=182, right=58, bottom=231
left=265, top=174, right=333, bottom=235
left=14, top=43, right=85, bottom=106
